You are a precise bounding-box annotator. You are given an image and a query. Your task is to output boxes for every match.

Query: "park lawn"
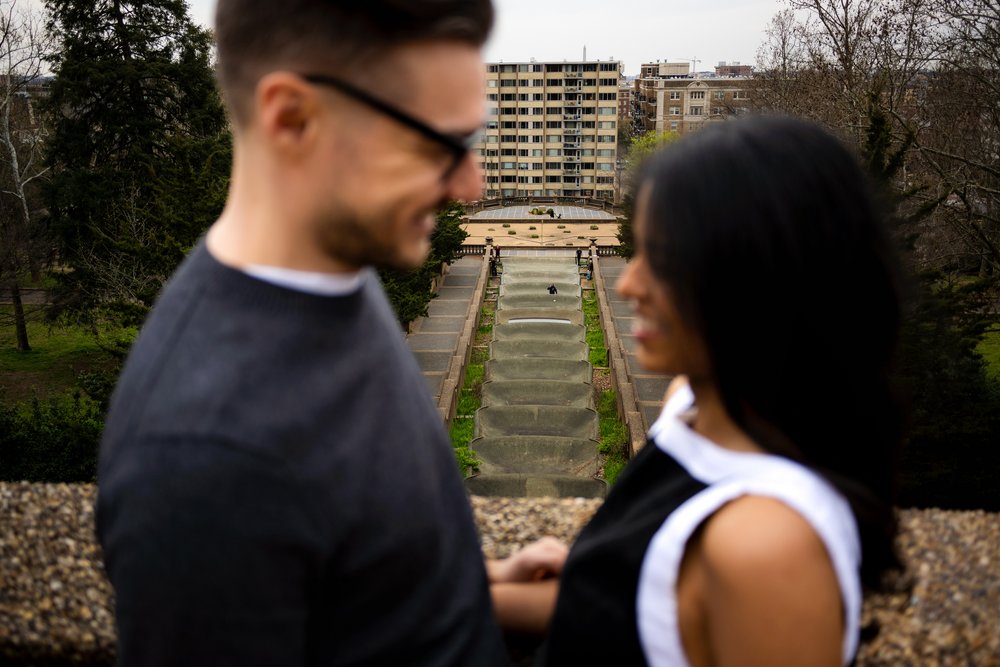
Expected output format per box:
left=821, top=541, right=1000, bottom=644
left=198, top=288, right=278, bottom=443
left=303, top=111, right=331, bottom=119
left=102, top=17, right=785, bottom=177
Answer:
left=976, top=327, right=1000, bottom=383
left=0, top=307, right=117, bottom=405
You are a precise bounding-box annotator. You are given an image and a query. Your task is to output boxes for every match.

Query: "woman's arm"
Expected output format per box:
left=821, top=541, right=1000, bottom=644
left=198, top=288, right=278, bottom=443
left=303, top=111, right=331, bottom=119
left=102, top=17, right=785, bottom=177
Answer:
left=486, top=537, right=569, bottom=635
left=681, top=496, right=844, bottom=667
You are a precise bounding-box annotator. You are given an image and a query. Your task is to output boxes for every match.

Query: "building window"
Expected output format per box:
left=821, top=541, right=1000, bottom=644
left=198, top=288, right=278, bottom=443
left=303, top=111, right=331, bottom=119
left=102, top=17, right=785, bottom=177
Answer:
left=690, top=91, right=705, bottom=99
left=669, top=106, right=680, bottom=116
left=669, top=91, right=681, bottom=100
left=670, top=122, right=678, bottom=131
left=689, top=106, right=703, bottom=115
left=596, top=163, right=614, bottom=171
left=733, top=90, right=748, bottom=99
left=599, top=78, right=618, bottom=86
left=714, top=91, right=725, bottom=100
left=597, top=107, right=615, bottom=115
left=599, top=92, right=617, bottom=100
left=598, top=121, right=616, bottom=129
left=597, top=149, right=614, bottom=157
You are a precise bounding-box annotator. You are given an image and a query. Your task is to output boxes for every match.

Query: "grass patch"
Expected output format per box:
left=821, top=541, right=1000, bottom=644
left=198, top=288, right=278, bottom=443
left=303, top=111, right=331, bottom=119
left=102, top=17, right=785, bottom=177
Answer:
left=0, top=307, right=120, bottom=405
left=580, top=293, right=627, bottom=484
left=597, top=390, right=628, bottom=485
left=581, top=291, right=608, bottom=367
left=449, top=299, right=496, bottom=475
left=977, top=326, right=1000, bottom=382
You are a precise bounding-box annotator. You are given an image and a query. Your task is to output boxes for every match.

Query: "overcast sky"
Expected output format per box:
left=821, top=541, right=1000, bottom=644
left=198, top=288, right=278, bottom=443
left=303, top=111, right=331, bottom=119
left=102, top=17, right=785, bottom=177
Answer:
left=183, top=0, right=782, bottom=77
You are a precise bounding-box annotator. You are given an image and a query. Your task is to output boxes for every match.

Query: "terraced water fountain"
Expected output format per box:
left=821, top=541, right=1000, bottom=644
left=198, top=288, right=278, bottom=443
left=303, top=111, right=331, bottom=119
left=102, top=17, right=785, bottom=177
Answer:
left=465, top=256, right=607, bottom=498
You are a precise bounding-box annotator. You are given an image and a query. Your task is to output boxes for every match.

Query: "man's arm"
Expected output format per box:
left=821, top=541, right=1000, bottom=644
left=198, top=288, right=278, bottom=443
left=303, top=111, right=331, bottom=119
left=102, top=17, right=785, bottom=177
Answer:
left=98, top=436, right=322, bottom=666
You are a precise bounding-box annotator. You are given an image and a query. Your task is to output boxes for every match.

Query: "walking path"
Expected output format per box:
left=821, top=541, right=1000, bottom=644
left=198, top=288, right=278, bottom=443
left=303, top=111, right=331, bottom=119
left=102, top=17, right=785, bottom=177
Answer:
left=406, top=256, right=487, bottom=421
left=466, top=255, right=606, bottom=498
left=599, top=256, right=671, bottom=430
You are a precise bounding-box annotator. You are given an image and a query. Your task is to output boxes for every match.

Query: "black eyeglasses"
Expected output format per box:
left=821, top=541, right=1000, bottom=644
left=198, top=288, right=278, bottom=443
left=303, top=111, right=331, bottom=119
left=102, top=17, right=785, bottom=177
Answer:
left=300, top=73, right=479, bottom=179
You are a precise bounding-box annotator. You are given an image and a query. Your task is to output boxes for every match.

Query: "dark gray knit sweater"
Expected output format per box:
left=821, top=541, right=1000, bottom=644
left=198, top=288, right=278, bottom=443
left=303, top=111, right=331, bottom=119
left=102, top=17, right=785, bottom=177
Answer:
left=97, top=243, right=506, bottom=666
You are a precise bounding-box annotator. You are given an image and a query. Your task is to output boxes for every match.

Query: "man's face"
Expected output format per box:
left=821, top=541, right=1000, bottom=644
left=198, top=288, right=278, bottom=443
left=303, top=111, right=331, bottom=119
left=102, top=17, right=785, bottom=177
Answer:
left=309, top=41, right=485, bottom=271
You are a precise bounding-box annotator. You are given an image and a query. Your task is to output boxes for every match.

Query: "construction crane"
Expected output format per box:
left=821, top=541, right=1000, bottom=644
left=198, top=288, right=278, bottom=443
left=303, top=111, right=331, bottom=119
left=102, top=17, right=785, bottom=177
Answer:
left=674, top=56, right=701, bottom=78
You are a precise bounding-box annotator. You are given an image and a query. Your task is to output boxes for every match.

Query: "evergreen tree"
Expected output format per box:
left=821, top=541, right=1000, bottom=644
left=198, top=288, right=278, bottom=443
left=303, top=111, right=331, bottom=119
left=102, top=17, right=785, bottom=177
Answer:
left=43, top=0, right=230, bottom=333
left=615, top=130, right=677, bottom=259
left=381, top=201, right=469, bottom=330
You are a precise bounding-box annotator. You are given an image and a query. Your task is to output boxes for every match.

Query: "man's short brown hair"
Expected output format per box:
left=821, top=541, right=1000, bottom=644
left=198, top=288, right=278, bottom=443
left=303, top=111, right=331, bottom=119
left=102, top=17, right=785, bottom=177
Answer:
left=214, top=0, right=494, bottom=126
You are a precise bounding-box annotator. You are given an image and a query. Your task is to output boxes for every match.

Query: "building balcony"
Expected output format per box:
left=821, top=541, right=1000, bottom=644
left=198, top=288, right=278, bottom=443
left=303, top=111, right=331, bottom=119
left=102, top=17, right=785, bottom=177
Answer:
left=563, top=113, right=581, bottom=121
left=564, top=128, right=581, bottom=136
left=565, top=85, right=582, bottom=93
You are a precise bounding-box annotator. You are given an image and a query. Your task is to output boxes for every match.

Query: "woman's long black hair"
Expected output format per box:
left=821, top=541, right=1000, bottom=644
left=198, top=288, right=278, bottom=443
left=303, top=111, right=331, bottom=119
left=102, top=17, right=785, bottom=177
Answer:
left=636, top=115, right=904, bottom=588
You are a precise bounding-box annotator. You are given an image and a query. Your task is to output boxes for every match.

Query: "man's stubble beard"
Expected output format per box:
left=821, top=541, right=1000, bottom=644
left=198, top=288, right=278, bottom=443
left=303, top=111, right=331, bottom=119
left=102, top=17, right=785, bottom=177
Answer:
left=316, top=202, right=437, bottom=272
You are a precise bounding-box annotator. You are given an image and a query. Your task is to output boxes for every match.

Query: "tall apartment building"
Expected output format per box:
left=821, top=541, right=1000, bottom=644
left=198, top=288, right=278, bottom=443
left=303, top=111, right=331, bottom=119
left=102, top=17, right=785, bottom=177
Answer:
left=476, top=60, right=622, bottom=200
left=633, top=62, right=751, bottom=136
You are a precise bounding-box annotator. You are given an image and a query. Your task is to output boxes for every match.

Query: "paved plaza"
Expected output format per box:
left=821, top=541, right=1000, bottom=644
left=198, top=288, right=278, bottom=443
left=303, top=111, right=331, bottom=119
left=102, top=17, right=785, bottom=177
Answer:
left=469, top=205, right=616, bottom=221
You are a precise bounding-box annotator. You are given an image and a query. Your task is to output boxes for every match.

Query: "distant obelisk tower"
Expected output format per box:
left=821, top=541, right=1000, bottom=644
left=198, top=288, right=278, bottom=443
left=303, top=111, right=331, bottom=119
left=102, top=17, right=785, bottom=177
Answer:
left=583, top=46, right=587, bottom=61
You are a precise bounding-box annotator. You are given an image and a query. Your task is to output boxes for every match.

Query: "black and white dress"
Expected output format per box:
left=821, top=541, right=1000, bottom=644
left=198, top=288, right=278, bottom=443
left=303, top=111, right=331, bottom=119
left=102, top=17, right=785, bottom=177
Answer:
left=539, top=385, right=861, bottom=667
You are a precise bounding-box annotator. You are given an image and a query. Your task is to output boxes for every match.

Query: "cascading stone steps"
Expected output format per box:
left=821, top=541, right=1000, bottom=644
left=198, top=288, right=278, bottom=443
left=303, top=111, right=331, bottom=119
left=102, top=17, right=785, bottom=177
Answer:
left=467, top=255, right=607, bottom=499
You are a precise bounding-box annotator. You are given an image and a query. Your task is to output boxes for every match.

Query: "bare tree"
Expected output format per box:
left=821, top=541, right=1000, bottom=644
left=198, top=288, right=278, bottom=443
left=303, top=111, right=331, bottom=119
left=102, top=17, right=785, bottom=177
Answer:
left=0, top=0, right=51, bottom=351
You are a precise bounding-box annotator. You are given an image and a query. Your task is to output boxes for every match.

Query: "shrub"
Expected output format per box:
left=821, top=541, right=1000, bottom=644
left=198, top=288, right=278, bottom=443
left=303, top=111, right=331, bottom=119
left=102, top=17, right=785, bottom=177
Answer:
left=508, top=230, right=516, bottom=235
left=0, top=392, right=103, bottom=483
left=557, top=224, right=566, bottom=229
left=502, top=223, right=511, bottom=228
left=529, top=226, right=537, bottom=230
left=530, top=234, right=539, bottom=238
left=590, top=225, right=599, bottom=230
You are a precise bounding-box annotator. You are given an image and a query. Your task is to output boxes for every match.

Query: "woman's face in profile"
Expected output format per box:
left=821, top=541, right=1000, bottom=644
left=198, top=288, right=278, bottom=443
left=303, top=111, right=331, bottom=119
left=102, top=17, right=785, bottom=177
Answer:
left=616, top=188, right=710, bottom=379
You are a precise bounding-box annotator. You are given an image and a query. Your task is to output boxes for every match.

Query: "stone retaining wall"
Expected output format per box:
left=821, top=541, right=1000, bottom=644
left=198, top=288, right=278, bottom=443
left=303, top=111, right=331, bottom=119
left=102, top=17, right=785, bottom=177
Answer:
left=2, top=483, right=997, bottom=665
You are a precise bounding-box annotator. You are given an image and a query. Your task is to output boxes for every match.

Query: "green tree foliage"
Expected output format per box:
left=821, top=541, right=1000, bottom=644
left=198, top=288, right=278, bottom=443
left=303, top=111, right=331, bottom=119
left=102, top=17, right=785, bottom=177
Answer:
left=380, top=201, right=469, bottom=329
left=616, top=130, right=677, bottom=258
left=0, top=391, right=103, bottom=482
left=42, top=0, right=231, bottom=337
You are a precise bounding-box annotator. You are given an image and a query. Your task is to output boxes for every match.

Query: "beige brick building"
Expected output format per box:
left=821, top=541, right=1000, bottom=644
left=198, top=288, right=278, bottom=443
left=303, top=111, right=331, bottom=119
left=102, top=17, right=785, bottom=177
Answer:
left=633, top=62, right=751, bottom=136
left=476, top=60, right=622, bottom=200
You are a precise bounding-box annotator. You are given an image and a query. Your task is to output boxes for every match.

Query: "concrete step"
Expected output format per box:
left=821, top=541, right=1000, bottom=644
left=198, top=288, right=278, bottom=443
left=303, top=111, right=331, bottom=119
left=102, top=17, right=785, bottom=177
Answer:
left=498, top=293, right=581, bottom=310
left=482, top=380, right=593, bottom=408
left=499, top=282, right=581, bottom=298
left=465, top=473, right=607, bottom=498
left=476, top=405, right=599, bottom=439
left=496, top=308, right=583, bottom=326
left=490, top=339, right=588, bottom=361
left=493, top=322, right=585, bottom=343
left=471, top=436, right=599, bottom=475
left=486, top=358, right=591, bottom=384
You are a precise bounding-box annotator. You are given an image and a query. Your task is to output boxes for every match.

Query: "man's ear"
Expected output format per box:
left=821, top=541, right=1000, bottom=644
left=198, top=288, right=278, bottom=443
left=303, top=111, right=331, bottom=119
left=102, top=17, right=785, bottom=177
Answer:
left=254, top=72, right=321, bottom=157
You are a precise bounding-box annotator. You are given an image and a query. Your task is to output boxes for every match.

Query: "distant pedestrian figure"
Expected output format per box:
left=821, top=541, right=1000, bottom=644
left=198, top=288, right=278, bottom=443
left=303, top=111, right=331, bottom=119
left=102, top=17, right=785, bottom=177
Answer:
left=489, top=257, right=497, bottom=277
left=586, top=259, right=594, bottom=280
left=495, top=245, right=501, bottom=258
left=576, top=248, right=582, bottom=265
left=547, top=284, right=558, bottom=294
